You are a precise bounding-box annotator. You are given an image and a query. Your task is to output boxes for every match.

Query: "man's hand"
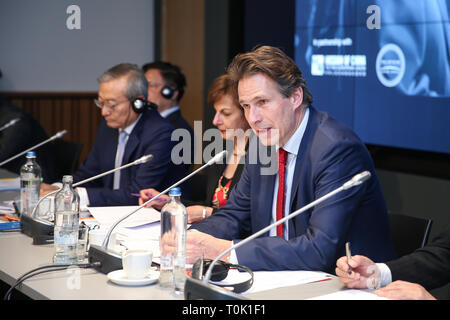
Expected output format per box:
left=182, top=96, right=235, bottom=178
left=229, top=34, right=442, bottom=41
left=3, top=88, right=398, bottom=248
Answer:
left=186, top=230, right=232, bottom=264
left=138, top=188, right=168, bottom=209
left=160, top=230, right=232, bottom=264
left=335, top=254, right=381, bottom=289
left=40, top=183, right=59, bottom=196
left=373, top=281, right=436, bottom=300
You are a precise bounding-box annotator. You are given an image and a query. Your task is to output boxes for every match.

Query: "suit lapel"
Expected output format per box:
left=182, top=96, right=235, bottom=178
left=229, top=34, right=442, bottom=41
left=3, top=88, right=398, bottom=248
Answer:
left=119, top=114, right=145, bottom=186
left=257, top=144, right=277, bottom=233
left=287, top=107, right=319, bottom=238
left=124, top=111, right=147, bottom=163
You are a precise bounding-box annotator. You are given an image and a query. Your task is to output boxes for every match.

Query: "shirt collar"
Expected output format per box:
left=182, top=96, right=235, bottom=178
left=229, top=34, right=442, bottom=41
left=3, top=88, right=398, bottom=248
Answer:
left=277, top=107, right=310, bottom=156
left=159, top=105, right=180, bottom=118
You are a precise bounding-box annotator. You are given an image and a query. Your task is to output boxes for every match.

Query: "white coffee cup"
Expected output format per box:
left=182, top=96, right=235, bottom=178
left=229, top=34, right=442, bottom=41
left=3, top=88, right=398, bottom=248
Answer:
left=122, top=249, right=153, bottom=279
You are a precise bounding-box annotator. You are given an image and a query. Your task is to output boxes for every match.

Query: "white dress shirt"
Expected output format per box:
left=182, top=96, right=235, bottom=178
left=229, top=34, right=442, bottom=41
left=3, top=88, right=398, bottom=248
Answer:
left=159, top=106, right=180, bottom=118
left=229, top=108, right=310, bottom=263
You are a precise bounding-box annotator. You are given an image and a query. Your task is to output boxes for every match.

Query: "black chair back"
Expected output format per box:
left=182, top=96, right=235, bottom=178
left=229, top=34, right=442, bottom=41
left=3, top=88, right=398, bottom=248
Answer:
left=49, top=140, right=83, bottom=182
left=389, top=212, right=433, bottom=257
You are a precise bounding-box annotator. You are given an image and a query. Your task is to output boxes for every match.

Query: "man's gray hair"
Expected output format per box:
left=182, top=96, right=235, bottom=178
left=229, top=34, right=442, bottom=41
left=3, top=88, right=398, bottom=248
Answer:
left=98, top=63, right=148, bottom=101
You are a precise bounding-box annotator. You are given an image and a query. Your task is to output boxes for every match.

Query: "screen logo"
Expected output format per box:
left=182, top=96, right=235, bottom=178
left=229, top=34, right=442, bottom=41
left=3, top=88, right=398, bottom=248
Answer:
left=376, top=43, right=405, bottom=87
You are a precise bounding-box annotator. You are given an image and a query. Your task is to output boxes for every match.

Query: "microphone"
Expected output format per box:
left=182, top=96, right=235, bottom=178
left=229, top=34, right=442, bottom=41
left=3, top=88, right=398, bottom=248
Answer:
left=21, top=154, right=154, bottom=245
left=70, top=154, right=154, bottom=186
left=0, top=130, right=67, bottom=167
left=0, top=117, right=20, bottom=132
left=184, top=170, right=372, bottom=300
left=88, top=150, right=228, bottom=274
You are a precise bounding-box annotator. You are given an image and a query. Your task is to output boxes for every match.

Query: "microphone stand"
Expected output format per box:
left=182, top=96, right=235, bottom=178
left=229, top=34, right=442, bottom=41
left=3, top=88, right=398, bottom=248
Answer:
left=0, top=117, right=20, bottom=132
left=88, top=150, right=228, bottom=274
left=20, top=154, right=154, bottom=245
left=0, top=130, right=67, bottom=167
left=184, top=171, right=372, bottom=300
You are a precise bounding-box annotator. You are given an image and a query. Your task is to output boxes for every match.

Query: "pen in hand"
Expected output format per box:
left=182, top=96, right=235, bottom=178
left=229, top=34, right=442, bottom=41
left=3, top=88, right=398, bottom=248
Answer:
left=345, top=242, right=352, bottom=275
left=130, top=193, right=167, bottom=202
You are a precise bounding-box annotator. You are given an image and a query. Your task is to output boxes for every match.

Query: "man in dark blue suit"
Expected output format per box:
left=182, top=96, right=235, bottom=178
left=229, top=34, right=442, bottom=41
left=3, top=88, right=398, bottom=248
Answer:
left=142, top=61, right=195, bottom=171
left=41, top=63, right=188, bottom=207
left=183, top=46, right=396, bottom=273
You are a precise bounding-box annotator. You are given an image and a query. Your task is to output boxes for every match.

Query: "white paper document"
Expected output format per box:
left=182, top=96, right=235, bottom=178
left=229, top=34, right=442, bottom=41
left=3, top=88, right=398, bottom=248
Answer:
left=0, top=201, right=16, bottom=214
left=308, top=289, right=388, bottom=300
left=212, top=269, right=332, bottom=294
left=87, top=206, right=160, bottom=228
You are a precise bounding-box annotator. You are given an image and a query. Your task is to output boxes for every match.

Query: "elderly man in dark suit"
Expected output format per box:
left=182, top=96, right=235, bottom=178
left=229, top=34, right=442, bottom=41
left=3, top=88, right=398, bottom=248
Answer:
left=41, top=63, right=188, bottom=207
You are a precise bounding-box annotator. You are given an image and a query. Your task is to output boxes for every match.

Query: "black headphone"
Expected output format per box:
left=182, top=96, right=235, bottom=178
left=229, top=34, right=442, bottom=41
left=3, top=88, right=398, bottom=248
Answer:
left=131, top=98, right=158, bottom=113
left=191, top=258, right=254, bottom=294
left=161, top=85, right=175, bottom=99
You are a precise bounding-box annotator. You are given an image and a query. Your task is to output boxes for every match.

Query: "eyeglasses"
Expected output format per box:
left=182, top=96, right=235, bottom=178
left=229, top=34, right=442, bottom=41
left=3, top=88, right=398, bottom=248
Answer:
left=93, top=99, right=128, bottom=112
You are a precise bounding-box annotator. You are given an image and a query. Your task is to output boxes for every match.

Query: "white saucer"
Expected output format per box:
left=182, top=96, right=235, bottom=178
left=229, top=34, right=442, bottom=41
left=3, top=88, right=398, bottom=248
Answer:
left=107, top=269, right=159, bottom=286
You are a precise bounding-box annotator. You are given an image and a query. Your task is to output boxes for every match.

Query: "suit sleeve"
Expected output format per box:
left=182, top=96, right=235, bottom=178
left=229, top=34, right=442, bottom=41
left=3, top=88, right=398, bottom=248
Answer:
left=76, top=121, right=176, bottom=206
left=192, top=139, right=379, bottom=272
left=387, top=222, right=450, bottom=290
left=72, top=131, right=104, bottom=189
left=238, top=141, right=375, bottom=271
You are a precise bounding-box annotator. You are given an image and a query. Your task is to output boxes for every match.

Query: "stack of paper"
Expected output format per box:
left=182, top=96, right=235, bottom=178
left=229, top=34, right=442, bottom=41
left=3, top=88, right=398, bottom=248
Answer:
left=0, top=177, right=20, bottom=191
left=87, top=205, right=162, bottom=257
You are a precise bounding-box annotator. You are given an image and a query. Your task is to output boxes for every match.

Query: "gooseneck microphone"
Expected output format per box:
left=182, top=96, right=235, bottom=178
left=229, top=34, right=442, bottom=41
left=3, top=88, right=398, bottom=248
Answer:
left=88, top=150, right=228, bottom=274
left=29, top=154, right=154, bottom=219
left=184, top=170, right=372, bottom=300
left=22, top=154, right=154, bottom=244
left=0, top=130, right=67, bottom=167
left=0, top=117, right=20, bottom=132
left=102, top=150, right=228, bottom=249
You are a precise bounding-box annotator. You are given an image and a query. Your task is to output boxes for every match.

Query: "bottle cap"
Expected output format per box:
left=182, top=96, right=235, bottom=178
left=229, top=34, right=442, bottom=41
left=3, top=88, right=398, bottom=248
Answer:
left=169, top=187, right=181, bottom=196
left=62, top=175, right=73, bottom=183
left=26, top=151, right=36, bottom=158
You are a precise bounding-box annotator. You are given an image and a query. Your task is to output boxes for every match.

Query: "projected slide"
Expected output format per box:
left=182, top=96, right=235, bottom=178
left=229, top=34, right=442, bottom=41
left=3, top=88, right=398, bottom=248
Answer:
left=294, top=0, right=450, bottom=154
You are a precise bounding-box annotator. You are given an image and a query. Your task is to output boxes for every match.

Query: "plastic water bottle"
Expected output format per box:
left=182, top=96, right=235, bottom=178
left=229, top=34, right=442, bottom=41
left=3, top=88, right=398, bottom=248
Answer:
left=53, top=175, right=80, bottom=264
left=159, top=187, right=188, bottom=293
left=20, top=151, right=41, bottom=217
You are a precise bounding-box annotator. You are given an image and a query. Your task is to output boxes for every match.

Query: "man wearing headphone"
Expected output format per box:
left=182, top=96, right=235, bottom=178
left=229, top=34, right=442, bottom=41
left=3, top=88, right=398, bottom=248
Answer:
left=41, top=63, right=189, bottom=207
left=142, top=61, right=195, bottom=170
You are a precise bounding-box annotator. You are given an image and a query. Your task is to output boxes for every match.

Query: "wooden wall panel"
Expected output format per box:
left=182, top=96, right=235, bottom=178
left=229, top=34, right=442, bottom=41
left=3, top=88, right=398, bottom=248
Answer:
left=161, top=0, right=205, bottom=128
left=4, top=92, right=99, bottom=169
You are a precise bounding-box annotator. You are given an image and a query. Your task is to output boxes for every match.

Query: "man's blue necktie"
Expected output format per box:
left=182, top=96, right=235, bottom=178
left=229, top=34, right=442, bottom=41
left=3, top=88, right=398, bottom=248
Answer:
left=113, top=130, right=128, bottom=190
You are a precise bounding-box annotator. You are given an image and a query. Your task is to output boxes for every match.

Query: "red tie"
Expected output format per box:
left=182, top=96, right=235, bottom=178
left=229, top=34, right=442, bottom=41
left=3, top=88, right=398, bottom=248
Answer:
left=276, top=148, right=288, bottom=237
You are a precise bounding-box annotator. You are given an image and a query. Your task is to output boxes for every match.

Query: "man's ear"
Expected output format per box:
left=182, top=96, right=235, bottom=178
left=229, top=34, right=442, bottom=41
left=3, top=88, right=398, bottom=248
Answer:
left=290, top=86, right=304, bottom=111
left=171, top=89, right=179, bottom=102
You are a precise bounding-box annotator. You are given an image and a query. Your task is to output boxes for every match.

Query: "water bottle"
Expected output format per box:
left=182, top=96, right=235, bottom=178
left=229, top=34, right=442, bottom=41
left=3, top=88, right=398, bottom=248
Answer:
left=159, top=187, right=188, bottom=293
left=53, top=175, right=80, bottom=264
left=20, top=151, right=41, bottom=217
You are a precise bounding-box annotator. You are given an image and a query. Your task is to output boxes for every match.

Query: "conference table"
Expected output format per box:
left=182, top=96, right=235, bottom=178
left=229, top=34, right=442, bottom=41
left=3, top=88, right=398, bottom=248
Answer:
left=0, top=168, right=350, bottom=301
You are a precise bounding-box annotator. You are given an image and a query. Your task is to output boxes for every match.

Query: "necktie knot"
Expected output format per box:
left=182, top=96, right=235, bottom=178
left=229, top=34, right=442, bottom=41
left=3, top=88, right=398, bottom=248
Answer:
left=119, top=130, right=128, bottom=143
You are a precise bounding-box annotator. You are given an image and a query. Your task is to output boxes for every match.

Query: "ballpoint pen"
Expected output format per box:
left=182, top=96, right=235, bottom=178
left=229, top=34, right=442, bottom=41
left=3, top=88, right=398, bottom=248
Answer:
left=130, top=193, right=167, bottom=202
left=345, top=242, right=352, bottom=275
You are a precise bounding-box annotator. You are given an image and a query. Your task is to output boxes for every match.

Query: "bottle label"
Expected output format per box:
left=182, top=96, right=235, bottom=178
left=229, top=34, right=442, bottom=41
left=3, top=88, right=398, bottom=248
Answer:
left=160, top=256, right=173, bottom=270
